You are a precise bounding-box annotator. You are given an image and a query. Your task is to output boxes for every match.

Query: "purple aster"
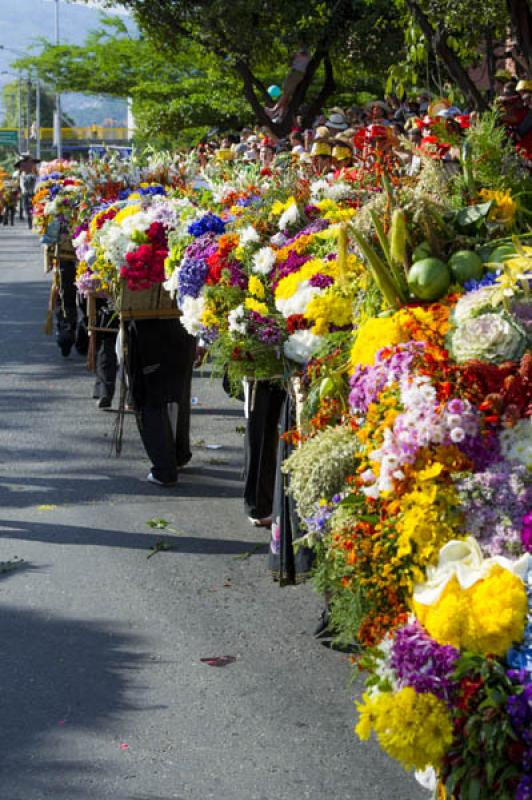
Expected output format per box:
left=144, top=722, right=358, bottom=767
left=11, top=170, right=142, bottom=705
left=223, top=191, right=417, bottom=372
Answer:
left=390, top=621, right=460, bottom=702
left=309, top=273, right=334, bottom=289
left=456, top=462, right=531, bottom=557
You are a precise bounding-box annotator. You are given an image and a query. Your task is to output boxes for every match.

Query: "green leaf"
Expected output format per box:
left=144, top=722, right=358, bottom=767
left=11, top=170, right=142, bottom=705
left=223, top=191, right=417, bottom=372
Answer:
left=456, top=201, right=493, bottom=230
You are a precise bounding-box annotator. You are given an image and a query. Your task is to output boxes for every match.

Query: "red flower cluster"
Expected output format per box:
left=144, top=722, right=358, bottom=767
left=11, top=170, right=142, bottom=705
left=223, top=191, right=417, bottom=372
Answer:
left=121, top=221, right=168, bottom=291
left=95, top=207, right=118, bottom=230
left=286, top=314, right=308, bottom=334
left=205, top=233, right=238, bottom=285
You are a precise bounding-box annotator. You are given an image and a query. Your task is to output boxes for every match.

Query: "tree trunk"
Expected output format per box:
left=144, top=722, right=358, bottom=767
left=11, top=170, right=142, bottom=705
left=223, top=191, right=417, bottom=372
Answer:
left=406, top=0, right=489, bottom=111
left=507, top=0, right=532, bottom=75
left=235, top=48, right=335, bottom=138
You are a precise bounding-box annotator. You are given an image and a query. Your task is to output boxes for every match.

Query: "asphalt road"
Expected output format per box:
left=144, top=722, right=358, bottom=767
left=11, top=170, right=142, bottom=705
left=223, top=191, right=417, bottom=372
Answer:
left=0, top=221, right=427, bottom=800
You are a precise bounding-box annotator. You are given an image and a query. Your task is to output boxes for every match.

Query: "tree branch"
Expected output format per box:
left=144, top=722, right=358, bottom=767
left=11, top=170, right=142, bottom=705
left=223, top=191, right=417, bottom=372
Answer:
left=406, top=0, right=488, bottom=111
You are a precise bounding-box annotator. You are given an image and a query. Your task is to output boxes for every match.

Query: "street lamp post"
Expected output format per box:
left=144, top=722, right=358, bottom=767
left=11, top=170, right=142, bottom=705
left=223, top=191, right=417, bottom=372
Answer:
left=35, top=77, right=41, bottom=159
left=54, top=0, right=62, bottom=158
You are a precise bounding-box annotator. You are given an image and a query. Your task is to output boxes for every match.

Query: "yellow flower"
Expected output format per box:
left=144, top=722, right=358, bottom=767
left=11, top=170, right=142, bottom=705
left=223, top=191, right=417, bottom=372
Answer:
left=271, top=196, right=296, bottom=216
left=479, top=188, right=518, bottom=226
left=201, top=306, right=220, bottom=328
left=315, top=199, right=356, bottom=223
left=305, top=290, right=353, bottom=329
left=248, top=275, right=265, bottom=299
left=350, top=313, right=408, bottom=368
left=355, top=688, right=453, bottom=771
left=415, top=565, right=527, bottom=656
left=274, top=258, right=336, bottom=301
left=113, top=204, right=142, bottom=224
left=244, top=298, right=269, bottom=316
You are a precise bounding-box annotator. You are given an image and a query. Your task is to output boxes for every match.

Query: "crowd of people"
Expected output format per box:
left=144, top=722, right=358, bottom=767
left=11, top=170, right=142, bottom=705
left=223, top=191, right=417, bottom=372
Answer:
left=197, top=79, right=532, bottom=174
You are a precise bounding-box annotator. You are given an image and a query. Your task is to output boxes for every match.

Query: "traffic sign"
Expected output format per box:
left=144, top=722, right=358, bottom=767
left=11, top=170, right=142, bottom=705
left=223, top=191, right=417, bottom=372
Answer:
left=0, top=130, right=19, bottom=147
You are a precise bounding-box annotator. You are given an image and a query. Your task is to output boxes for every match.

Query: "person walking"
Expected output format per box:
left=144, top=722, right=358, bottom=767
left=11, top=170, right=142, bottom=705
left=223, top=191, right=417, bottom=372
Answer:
left=126, top=317, right=196, bottom=486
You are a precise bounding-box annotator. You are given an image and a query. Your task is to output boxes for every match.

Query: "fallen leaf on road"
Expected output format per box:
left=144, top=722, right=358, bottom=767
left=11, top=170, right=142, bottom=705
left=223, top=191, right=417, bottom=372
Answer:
left=147, top=540, right=174, bottom=559
left=233, top=544, right=268, bottom=561
left=200, top=656, right=237, bottom=668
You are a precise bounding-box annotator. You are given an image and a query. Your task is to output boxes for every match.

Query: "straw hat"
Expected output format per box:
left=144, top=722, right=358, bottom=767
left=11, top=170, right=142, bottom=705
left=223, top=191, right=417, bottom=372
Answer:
left=314, top=125, right=332, bottom=140
left=311, top=139, right=333, bottom=157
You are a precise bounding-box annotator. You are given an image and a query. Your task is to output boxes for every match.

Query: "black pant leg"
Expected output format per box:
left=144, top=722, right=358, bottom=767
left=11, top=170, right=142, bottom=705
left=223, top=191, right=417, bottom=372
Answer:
left=137, top=405, right=178, bottom=483
left=243, top=382, right=286, bottom=519
left=175, top=329, right=196, bottom=466
left=55, top=260, right=77, bottom=354
left=96, top=332, right=118, bottom=401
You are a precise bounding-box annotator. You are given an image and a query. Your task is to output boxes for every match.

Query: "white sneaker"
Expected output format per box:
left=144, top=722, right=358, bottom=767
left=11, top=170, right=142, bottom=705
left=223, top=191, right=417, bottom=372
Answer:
left=146, top=472, right=177, bottom=487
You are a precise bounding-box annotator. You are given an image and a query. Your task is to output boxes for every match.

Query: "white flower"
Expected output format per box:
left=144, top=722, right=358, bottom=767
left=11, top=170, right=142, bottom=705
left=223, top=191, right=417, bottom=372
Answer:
left=179, top=295, right=206, bottom=336
left=228, top=304, right=247, bottom=335
left=239, top=225, right=260, bottom=246
left=252, top=246, right=277, bottom=275
left=283, top=329, right=323, bottom=364
left=275, top=281, right=321, bottom=318
left=278, top=203, right=299, bottom=230
left=500, top=418, right=532, bottom=469
left=450, top=427, right=465, bottom=443
left=270, top=232, right=287, bottom=247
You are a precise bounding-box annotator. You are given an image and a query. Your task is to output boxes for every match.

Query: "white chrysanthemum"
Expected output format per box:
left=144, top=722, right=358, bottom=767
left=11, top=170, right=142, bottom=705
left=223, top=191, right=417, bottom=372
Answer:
left=239, top=225, right=260, bottom=246
left=284, top=329, right=324, bottom=364
left=252, top=246, right=277, bottom=275
left=275, top=281, right=321, bottom=318
left=278, top=203, right=299, bottom=230
left=228, top=304, right=247, bottom=335
left=180, top=295, right=206, bottom=336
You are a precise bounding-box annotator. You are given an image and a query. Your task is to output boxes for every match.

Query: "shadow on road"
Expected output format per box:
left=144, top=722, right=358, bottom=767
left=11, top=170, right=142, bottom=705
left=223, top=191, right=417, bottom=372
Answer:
left=0, top=518, right=268, bottom=556
left=0, top=602, right=148, bottom=800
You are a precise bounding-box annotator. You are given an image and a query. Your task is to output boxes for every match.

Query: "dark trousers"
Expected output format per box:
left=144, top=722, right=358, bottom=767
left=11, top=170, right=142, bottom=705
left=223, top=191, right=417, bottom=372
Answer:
left=94, top=332, right=118, bottom=401
left=55, top=260, right=77, bottom=355
left=243, top=381, right=286, bottom=519
left=3, top=207, right=15, bottom=226
left=132, top=321, right=196, bottom=482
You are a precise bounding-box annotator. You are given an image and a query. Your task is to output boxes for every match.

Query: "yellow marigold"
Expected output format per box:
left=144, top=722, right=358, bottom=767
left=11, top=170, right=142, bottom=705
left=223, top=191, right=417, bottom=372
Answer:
left=415, top=566, right=527, bottom=656
left=305, top=291, right=352, bottom=328
left=355, top=687, right=453, bottom=771
left=350, top=313, right=408, bottom=368
left=248, top=275, right=265, bottom=299
left=244, top=298, right=269, bottom=316
left=479, top=188, right=518, bottom=226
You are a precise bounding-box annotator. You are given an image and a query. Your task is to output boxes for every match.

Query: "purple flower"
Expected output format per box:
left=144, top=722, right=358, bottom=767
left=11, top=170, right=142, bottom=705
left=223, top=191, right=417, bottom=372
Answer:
left=309, top=273, right=334, bottom=289
left=349, top=341, right=424, bottom=414
left=390, top=622, right=459, bottom=702
left=456, top=463, right=532, bottom=557
left=522, top=512, right=532, bottom=553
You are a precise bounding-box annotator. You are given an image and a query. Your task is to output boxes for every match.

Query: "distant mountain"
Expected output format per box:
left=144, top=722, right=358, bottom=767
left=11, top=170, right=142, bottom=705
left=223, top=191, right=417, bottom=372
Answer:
left=0, top=0, right=132, bottom=125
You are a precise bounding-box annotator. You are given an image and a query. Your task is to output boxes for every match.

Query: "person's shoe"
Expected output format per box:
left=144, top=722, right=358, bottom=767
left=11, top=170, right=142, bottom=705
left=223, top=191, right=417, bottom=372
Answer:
left=97, top=397, right=112, bottom=409
left=60, top=343, right=72, bottom=357
left=146, top=472, right=177, bottom=487
left=313, top=609, right=332, bottom=639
